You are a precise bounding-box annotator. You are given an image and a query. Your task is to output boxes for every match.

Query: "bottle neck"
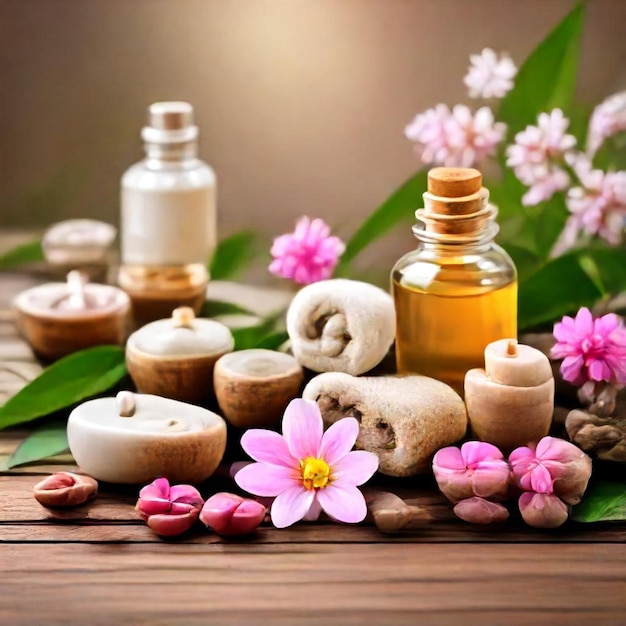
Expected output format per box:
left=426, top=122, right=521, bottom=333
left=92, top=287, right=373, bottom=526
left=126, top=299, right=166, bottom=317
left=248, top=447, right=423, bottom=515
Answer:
left=412, top=219, right=499, bottom=255
left=144, top=140, right=198, bottom=164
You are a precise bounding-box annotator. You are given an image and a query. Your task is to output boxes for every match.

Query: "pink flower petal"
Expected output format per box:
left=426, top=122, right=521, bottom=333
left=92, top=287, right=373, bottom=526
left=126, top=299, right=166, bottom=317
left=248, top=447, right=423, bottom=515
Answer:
left=575, top=307, right=594, bottom=336
left=331, top=450, right=379, bottom=486
left=169, top=484, right=204, bottom=506
left=432, top=446, right=465, bottom=471
left=235, top=462, right=298, bottom=498
left=282, top=398, right=323, bottom=460
left=319, top=417, right=359, bottom=465
left=270, top=485, right=315, bottom=528
left=529, top=464, right=554, bottom=494
left=240, top=429, right=297, bottom=468
left=139, top=477, right=170, bottom=500
left=461, top=441, right=504, bottom=466
left=317, top=483, right=367, bottom=524
left=303, top=498, right=323, bottom=521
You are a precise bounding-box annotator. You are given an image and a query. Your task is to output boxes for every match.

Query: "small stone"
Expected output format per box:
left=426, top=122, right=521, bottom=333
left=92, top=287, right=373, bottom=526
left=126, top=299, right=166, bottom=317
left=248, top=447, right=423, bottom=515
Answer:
left=303, top=373, right=467, bottom=476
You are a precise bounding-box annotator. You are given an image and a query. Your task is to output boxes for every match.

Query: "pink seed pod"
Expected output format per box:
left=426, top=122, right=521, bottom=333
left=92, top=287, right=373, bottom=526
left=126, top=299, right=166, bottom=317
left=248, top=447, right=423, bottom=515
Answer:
left=33, top=472, right=98, bottom=507
left=453, top=497, right=510, bottom=525
left=432, top=441, right=511, bottom=503
left=510, top=436, right=592, bottom=505
left=200, top=492, right=266, bottom=536
left=518, top=492, right=569, bottom=529
left=135, top=477, right=204, bottom=537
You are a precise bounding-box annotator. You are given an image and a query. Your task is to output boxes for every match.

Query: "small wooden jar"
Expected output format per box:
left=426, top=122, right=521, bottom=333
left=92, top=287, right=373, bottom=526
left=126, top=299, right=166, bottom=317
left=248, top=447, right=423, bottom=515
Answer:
left=67, top=391, right=227, bottom=484
left=13, top=271, right=130, bottom=362
left=126, top=307, right=234, bottom=403
left=214, top=349, right=303, bottom=428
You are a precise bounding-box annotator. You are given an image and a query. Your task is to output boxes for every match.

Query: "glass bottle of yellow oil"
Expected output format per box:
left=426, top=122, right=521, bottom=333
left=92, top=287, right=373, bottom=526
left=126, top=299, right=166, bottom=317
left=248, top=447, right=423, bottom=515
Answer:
left=391, top=167, right=517, bottom=395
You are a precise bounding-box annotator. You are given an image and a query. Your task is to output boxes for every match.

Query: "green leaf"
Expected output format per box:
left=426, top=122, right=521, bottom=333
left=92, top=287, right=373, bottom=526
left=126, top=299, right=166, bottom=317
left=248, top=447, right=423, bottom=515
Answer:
left=209, top=230, right=259, bottom=280
left=338, top=170, right=427, bottom=269
left=0, top=239, right=44, bottom=272
left=200, top=300, right=255, bottom=318
left=253, top=330, right=290, bottom=351
left=518, top=251, right=603, bottom=330
left=231, top=313, right=284, bottom=351
left=6, top=419, right=69, bottom=468
left=580, top=247, right=626, bottom=295
left=498, top=3, right=584, bottom=136
left=571, top=481, right=626, bottom=522
left=0, top=346, right=127, bottom=430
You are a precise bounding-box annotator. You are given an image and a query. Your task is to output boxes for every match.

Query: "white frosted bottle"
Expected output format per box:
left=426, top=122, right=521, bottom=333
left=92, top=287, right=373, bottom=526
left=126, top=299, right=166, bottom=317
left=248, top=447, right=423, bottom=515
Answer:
left=118, top=102, right=216, bottom=326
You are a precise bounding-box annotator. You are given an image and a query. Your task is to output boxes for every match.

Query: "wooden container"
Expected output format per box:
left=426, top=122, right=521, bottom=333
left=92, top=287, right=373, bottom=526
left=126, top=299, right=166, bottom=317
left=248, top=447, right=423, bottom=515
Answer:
left=12, top=271, right=130, bottom=361
left=126, top=307, right=234, bottom=403
left=214, top=349, right=303, bottom=428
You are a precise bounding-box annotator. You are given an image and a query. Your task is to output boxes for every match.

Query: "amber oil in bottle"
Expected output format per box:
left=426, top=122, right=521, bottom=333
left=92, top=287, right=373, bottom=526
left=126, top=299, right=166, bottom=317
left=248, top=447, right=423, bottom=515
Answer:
left=391, top=167, right=517, bottom=394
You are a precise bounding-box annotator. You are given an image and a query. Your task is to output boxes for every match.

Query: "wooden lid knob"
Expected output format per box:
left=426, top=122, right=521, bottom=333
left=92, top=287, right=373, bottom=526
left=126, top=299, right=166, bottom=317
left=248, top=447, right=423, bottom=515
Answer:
left=427, top=167, right=482, bottom=198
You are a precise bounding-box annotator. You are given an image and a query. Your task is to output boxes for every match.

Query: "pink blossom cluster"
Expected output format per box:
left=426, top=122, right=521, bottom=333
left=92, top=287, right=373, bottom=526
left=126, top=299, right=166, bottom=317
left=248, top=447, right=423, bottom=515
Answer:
left=587, top=91, right=626, bottom=156
left=405, top=104, right=506, bottom=168
left=432, top=437, right=592, bottom=528
left=558, top=155, right=626, bottom=249
left=463, top=48, right=517, bottom=100
left=269, top=216, right=345, bottom=285
left=551, top=307, right=626, bottom=399
left=136, top=477, right=266, bottom=537
left=505, top=109, right=577, bottom=206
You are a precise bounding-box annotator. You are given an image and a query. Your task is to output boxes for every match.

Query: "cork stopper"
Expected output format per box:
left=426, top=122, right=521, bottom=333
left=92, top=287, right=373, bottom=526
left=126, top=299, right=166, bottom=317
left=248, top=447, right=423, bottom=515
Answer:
left=418, top=167, right=492, bottom=236
left=427, top=168, right=482, bottom=198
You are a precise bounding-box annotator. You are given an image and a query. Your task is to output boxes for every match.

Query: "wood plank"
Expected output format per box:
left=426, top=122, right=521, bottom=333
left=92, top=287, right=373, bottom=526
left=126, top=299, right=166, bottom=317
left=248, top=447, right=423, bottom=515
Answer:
left=0, top=544, right=624, bottom=624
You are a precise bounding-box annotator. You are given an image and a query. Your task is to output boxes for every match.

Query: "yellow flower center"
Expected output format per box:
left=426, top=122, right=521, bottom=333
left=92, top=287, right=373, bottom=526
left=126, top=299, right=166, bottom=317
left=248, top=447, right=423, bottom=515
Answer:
left=300, top=457, right=331, bottom=490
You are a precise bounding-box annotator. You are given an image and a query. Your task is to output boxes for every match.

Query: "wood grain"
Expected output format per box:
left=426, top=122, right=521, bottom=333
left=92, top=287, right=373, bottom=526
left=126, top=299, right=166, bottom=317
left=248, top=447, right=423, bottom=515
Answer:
left=1, top=543, right=625, bottom=625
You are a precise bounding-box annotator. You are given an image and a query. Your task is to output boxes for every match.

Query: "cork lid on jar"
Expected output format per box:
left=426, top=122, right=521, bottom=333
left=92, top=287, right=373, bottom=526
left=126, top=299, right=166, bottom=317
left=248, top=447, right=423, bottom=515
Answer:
left=127, top=307, right=234, bottom=358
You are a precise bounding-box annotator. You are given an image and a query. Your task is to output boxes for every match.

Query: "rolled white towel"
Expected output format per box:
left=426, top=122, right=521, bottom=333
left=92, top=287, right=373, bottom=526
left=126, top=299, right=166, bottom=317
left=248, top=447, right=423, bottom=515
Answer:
left=286, top=279, right=395, bottom=375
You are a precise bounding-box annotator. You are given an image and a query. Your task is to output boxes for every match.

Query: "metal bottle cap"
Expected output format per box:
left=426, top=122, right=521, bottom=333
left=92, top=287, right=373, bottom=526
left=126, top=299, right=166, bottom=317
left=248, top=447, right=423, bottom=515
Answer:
left=141, top=101, right=198, bottom=144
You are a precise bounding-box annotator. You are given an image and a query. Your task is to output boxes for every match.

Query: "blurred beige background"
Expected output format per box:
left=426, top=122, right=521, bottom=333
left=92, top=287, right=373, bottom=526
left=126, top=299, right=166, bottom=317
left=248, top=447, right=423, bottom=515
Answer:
left=1, top=0, right=626, bottom=280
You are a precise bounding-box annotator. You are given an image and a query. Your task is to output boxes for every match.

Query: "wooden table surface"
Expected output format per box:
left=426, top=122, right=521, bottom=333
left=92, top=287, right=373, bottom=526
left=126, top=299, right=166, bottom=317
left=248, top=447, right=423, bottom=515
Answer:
left=1, top=268, right=625, bottom=626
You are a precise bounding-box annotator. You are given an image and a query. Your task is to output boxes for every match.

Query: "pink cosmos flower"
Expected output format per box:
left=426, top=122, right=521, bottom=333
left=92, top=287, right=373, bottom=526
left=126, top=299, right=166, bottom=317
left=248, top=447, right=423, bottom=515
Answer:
left=453, top=497, right=510, bottom=525
left=464, top=48, right=517, bottom=99
left=200, top=492, right=266, bottom=536
left=551, top=308, right=626, bottom=394
left=505, top=109, right=577, bottom=205
left=269, top=217, right=345, bottom=285
left=510, top=436, right=592, bottom=505
left=136, top=477, right=204, bottom=537
left=432, top=441, right=511, bottom=504
left=405, top=104, right=505, bottom=168
left=235, top=398, right=379, bottom=528
left=587, top=91, right=626, bottom=156
left=558, top=155, right=626, bottom=248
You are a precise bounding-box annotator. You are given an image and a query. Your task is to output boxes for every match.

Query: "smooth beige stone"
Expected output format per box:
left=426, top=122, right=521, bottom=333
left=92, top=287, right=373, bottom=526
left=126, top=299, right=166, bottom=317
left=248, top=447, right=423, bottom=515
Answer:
left=303, top=373, right=467, bottom=477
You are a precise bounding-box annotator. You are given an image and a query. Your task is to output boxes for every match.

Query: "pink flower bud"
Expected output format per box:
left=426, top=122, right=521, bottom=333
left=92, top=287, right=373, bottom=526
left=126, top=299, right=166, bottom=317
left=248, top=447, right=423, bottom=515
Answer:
left=432, top=441, right=511, bottom=503
left=518, top=491, right=569, bottom=529
left=135, top=477, right=204, bottom=537
left=453, top=497, right=510, bottom=525
left=510, top=436, right=592, bottom=504
left=200, top=492, right=266, bottom=536
left=33, top=472, right=98, bottom=508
